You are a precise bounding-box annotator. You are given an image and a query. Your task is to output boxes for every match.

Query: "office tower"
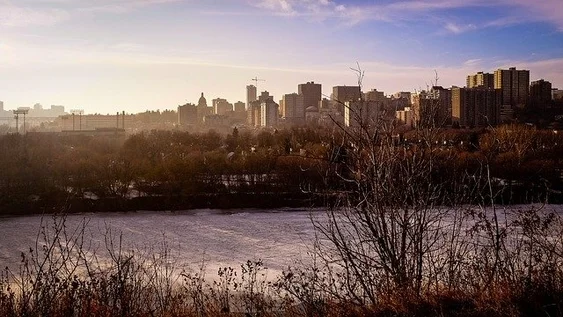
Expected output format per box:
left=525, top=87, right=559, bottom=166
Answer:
left=344, top=100, right=383, bottom=128
left=333, top=86, right=361, bottom=114
left=393, top=91, right=411, bottom=102
left=494, top=67, right=530, bottom=107
left=212, top=98, right=233, bottom=115
left=530, top=79, right=552, bottom=110
left=364, top=89, right=386, bottom=102
left=178, top=103, right=198, bottom=125
left=234, top=101, right=245, bottom=112
left=428, top=86, right=452, bottom=127
left=258, top=91, right=273, bottom=103
left=466, top=72, right=494, bottom=89
left=246, top=85, right=257, bottom=109
left=247, top=100, right=261, bottom=126
left=298, top=81, right=322, bottom=111
left=282, top=93, right=305, bottom=125
left=261, top=100, right=279, bottom=127
left=452, top=87, right=501, bottom=128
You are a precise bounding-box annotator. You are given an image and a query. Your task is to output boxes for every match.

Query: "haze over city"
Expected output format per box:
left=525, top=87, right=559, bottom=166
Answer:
left=1, top=0, right=562, bottom=114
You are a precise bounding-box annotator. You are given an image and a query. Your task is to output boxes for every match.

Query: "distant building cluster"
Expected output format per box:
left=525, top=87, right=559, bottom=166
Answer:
left=2, top=65, right=562, bottom=135
left=173, top=66, right=562, bottom=131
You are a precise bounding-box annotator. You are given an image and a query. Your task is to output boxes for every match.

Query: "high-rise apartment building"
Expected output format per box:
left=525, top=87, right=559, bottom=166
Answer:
left=452, top=87, right=501, bottom=128
left=234, top=101, right=245, bottom=112
left=494, top=67, right=530, bottom=107
left=178, top=103, right=197, bottom=125
left=333, top=86, right=361, bottom=114
left=246, top=85, right=257, bottom=110
left=344, top=100, right=383, bottom=128
left=261, top=100, right=279, bottom=127
left=298, top=82, right=322, bottom=111
left=282, top=93, right=305, bottom=124
left=364, top=89, right=386, bottom=102
left=530, top=79, right=552, bottom=110
left=467, top=72, right=494, bottom=89
left=212, top=98, right=233, bottom=115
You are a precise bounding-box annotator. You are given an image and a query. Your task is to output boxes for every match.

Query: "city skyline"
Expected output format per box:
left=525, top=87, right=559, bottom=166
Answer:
left=1, top=0, right=562, bottom=114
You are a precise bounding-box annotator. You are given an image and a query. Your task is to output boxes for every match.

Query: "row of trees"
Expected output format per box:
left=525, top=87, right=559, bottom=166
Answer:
left=0, top=122, right=562, bottom=213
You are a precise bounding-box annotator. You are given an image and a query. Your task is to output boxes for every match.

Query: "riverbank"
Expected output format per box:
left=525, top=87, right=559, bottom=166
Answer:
left=1, top=192, right=333, bottom=216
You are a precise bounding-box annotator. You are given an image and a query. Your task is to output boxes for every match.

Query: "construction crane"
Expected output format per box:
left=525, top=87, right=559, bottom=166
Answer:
left=251, top=76, right=265, bottom=92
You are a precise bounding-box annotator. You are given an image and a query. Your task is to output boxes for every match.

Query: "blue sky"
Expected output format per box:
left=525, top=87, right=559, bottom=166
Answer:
left=1, top=0, right=562, bottom=114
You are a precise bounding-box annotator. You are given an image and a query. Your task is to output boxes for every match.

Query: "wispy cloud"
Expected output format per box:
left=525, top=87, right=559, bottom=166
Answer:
left=245, top=0, right=563, bottom=31
left=0, top=0, right=180, bottom=27
left=444, top=22, right=477, bottom=34
left=0, top=5, right=70, bottom=27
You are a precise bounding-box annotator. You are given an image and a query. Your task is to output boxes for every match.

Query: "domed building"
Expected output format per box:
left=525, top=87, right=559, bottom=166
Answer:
left=197, top=92, right=209, bottom=122
left=305, top=105, right=320, bottom=122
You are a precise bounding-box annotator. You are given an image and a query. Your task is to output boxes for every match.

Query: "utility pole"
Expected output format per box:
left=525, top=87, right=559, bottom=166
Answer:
left=13, top=109, right=29, bottom=134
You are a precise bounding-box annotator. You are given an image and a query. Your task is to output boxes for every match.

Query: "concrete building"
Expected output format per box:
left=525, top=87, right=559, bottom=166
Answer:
left=344, top=100, right=383, bottom=128
left=260, top=100, right=279, bottom=127
left=396, top=107, right=414, bottom=127
left=364, top=89, right=387, bottom=103
left=428, top=86, right=452, bottom=127
left=393, top=91, right=411, bottom=101
left=234, top=101, right=246, bottom=113
left=298, top=81, right=322, bottom=111
left=282, top=93, right=304, bottom=125
left=178, top=103, right=197, bottom=126
left=60, top=112, right=134, bottom=131
left=452, top=87, right=501, bottom=128
left=467, top=72, right=494, bottom=89
left=247, top=100, right=261, bottom=126
left=530, top=79, right=552, bottom=110
left=494, top=67, right=530, bottom=107
left=212, top=98, right=233, bottom=115
left=333, top=86, right=361, bottom=115
left=246, top=85, right=257, bottom=110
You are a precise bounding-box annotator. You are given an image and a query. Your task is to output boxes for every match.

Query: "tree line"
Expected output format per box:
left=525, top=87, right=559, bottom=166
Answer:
left=0, top=123, right=562, bottom=214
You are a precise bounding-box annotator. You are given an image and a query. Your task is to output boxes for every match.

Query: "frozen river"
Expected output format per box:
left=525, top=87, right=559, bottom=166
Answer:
left=0, top=209, right=321, bottom=279
left=2, top=205, right=562, bottom=281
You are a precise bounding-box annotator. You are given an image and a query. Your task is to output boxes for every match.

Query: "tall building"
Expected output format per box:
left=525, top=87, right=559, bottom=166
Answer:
left=234, top=101, right=245, bottom=112
left=258, top=91, right=273, bottom=103
left=530, top=79, right=552, bottom=110
left=467, top=72, right=494, bottom=89
left=344, top=100, right=383, bottom=128
left=282, top=93, right=305, bottom=125
left=0, top=101, right=3, bottom=112
left=333, top=86, right=361, bottom=114
left=364, top=89, right=386, bottom=102
left=246, top=85, right=257, bottom=110
left=428, top=86, right=452, bottom=127
left=452, top=87, right=501, bottom=128
left=298, top=81, right=322, bottom=111
left=494, top=67, right=530, bottom=107
left=393, top=91, right=411, bottom=101
left=212, top=98, right=233, bottom=115
left=247, top=100, right=261, bottom=126
left=178, top=103, right=197, bottom=125
left=261, top=100, right=279, bottom=127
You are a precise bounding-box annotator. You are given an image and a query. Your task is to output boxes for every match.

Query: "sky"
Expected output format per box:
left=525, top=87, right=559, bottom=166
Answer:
left=1, top=0, right=562, bottom=114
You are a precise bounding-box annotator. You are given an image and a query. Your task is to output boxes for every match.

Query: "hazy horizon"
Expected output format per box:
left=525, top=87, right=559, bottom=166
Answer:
left=1, top=0, right=562, bottom=114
